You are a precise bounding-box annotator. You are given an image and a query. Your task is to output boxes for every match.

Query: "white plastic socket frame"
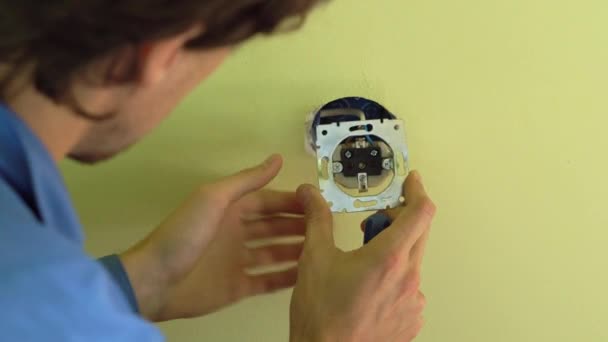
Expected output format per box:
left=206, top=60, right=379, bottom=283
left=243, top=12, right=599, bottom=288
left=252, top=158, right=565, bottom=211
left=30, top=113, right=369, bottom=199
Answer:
left=314, top=119, right=409, bottom=213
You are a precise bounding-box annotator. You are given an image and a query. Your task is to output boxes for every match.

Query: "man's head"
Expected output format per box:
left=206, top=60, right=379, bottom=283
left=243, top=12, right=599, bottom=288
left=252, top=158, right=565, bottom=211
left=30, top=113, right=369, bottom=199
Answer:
left=0, top=1, right=321, bottom=163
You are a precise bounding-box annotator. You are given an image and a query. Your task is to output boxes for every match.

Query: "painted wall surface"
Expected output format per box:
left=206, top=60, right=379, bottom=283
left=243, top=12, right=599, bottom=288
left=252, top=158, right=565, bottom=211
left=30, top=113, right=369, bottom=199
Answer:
left=62, top=0, right=608, bottom=341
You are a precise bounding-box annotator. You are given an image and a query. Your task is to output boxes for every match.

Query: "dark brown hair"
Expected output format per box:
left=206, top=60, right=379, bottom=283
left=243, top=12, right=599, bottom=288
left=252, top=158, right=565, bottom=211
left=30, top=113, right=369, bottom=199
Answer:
left=0, top=0, right=322, bottom=102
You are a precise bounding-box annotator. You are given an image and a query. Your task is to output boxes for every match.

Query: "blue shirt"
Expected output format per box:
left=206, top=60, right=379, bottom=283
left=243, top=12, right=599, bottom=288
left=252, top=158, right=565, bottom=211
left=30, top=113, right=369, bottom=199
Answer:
left=0, top=104, right=163, bottom=341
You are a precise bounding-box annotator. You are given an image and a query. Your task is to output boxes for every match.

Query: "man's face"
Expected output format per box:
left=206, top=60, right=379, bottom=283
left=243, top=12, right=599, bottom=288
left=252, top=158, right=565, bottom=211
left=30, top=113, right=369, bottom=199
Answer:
left=68, top=46, right=230, bottom=163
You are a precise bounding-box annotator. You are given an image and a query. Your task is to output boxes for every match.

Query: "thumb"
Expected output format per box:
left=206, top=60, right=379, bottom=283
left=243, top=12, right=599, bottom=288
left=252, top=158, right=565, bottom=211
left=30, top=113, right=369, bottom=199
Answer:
left=214, top=154, right=283, bottom=202
left=297, top=184, right=335, bottom=247
left=373, top=171, right=435, bottom=257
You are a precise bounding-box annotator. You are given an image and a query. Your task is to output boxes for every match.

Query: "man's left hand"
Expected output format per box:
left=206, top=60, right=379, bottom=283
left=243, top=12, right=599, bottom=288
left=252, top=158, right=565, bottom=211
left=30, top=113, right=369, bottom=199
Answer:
left=120, top=155, right=305, bottom=321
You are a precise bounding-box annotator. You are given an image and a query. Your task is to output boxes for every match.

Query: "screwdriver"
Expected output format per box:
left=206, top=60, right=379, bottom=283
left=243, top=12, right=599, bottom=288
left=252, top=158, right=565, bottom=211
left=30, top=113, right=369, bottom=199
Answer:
left=363, top=212, right=392, bottom=244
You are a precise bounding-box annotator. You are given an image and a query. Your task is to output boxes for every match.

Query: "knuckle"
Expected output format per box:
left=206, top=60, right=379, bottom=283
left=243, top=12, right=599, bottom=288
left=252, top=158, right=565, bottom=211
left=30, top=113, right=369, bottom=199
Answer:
left=401, top=272, right=421, bottom=297
left=417, top=292, right=427, bottom=312
left=403, top=318, right=425, bottom=342
left=379, top=250, right=403, bottom=273
left=414, top=317, right=425, bottom=335
left=402, top=327, right=422, bottom=342
left=319, top=204, right=333, bottom=219
left=414, top=196, right=436, bottom=219
left=309, top=207, right=332, bottom=226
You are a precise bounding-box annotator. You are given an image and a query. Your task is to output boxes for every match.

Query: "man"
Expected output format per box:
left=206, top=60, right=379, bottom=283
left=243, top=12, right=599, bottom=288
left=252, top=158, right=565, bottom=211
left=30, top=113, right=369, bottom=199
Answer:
left=0, top=1, right=436, bottom=341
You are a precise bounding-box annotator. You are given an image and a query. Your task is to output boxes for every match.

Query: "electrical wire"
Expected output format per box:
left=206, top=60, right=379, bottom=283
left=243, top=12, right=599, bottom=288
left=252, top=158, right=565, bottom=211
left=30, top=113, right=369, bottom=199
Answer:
left=311, top=97, right=397, bottom=147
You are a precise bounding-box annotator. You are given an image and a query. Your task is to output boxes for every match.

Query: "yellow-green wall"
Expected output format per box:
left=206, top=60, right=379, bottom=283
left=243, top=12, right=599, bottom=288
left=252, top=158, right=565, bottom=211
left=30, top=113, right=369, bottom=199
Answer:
left=62, top=0, right=608, bottom=341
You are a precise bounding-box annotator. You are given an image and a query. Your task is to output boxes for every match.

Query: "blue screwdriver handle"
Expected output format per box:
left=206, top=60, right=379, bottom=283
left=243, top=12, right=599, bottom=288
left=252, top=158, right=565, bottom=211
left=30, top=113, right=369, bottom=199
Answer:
left=363, top=213, right=392, bottom=244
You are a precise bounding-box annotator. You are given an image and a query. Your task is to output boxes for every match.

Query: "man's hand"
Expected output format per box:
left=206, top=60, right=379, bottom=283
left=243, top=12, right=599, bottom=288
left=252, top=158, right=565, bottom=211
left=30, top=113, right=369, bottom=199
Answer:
left=120, top=155, right=306, bottom=321
left=290, top=171, right=435, bottom=342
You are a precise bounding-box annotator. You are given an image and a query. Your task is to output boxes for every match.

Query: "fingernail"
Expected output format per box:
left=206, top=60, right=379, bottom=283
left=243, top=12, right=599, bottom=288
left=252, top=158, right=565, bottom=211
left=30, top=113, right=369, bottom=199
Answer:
left=263, top=154, right=279, bottom=167
left=297, top=185, right=312, bottom=204
left=411, top=170, right=422, bottom=182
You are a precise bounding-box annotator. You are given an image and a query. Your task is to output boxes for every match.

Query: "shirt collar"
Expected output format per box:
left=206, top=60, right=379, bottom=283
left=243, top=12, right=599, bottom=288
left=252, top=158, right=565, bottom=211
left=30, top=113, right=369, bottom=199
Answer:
left=0, top=103, right=83, bottom=242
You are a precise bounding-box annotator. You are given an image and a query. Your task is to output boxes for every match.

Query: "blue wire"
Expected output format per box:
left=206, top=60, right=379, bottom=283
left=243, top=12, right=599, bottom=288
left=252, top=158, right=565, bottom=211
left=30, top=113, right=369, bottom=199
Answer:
left=311, top=97, right=397, bottom=145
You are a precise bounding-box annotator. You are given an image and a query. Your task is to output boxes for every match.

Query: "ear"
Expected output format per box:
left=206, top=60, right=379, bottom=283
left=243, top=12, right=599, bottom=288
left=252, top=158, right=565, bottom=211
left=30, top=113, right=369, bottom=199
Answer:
left=135, top=24, right=205, bottom=87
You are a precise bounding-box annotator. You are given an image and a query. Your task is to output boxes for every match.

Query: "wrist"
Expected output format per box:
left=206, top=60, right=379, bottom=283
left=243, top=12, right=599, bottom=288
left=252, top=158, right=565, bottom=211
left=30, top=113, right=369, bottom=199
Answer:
left=289, top=334, right=329, bottom=342
left=290, top=322, right=336, bottom=342
left=290, top=332, right=335, bottom=342
left=120, top=246, right=170, bottom=322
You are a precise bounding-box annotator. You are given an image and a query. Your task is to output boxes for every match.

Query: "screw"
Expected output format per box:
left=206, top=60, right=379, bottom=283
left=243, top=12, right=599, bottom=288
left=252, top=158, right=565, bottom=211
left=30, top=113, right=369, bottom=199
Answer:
left=370, top=150, right=379, bottom=157
left=358, top=162, right=367, bottom=170
left=344, top=151, right=353, bottom=159
left=382, top=158, right=394, bottom=170
left=332, top=162, right=344, bottom=174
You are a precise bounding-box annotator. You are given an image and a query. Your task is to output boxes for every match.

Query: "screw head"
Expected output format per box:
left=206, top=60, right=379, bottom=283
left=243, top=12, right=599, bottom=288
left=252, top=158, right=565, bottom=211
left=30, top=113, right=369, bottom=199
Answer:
left=382, top=158, right=394, bottom=170
left=332, top=162, right=344, bottom=173
left=370, top=149, right=379, bottom=157
left=344, top=151, right=353, bottom=159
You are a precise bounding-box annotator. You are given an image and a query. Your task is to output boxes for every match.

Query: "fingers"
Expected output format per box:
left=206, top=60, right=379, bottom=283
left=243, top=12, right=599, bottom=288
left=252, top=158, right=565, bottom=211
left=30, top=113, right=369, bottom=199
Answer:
left=246, top=217, right=306, bottom=240
left=248, top=266, right=298, bottom=295
left=359, top=170, right=426, bottom=231
left=296, top=184, right=334, bottom=247
left=373, top=171, right=436, bottom=256
left=212, top=154, right=283, bottom=204
left=240, top=190, right=304, bottom=216
left=248, top=243, right=304, bottom=267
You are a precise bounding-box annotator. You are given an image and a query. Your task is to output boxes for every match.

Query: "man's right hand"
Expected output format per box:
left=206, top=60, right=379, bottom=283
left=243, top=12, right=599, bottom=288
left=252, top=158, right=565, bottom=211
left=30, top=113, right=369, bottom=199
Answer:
left=289, top=171, right=436, bottom=342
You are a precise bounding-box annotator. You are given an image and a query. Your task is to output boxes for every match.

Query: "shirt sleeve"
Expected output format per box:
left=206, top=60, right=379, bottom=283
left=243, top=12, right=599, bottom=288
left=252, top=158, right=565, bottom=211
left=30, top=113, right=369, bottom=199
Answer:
left=0, top=185, right=164, bottom=342
left=98, top=254, right=140, bottom=314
